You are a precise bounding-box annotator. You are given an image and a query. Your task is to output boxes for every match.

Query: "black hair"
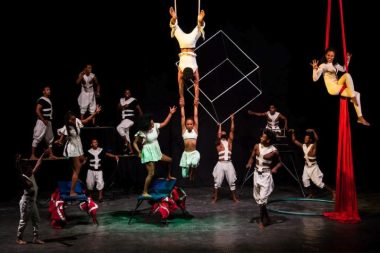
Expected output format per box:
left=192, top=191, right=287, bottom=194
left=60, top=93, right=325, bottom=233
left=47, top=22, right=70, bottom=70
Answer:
left=263, top=129, right=275, bottom=143
left=321, top=47, right=338, bottom=65
left=305, top=131, right=315, bottom=143
left=182, top=67, right=194, bottom=82
left=137, top=113, right=153, bottom=132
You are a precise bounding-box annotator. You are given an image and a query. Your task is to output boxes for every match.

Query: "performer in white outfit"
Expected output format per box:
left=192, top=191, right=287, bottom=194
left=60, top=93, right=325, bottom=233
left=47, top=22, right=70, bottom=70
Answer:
left=179, top=98, right=200, bottom=181
left=289, top=128, right=335, bottom=200
left=246, top=129, right=282, bottom=228
left=85, top=139, right=118, bottom=202
left=30, top=85, right=57, bottom=160
left=311, top=48, right=370, bottom=126
left=169, top=6, right=205, bottom=102
left=133, top=106, right=177, bottom=197
left=76, top=64, right=100, bottom=125
left=248, top=104, right=288, bottom=135
left=55, top=106, right=101, bottom=197
left=212, top=115, right=238, bottom=203
left=116, top=88, right=143, bottom=154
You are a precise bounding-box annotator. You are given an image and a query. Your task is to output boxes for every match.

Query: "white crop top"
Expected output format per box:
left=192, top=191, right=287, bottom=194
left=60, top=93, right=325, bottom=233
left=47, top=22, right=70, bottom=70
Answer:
left=183, top=129, right=198, bottom=140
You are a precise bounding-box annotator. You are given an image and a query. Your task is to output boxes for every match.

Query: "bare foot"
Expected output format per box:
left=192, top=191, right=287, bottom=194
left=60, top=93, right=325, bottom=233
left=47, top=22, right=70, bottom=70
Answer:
left=332, top=190, right=336, bottom=201
left=16, top=239, right=27, bottom=245
left=232, top=198, right=240, bottom=203
left=357, top=117, right=370, bottom=126
left=211, top=198, right=217, bottom=204
left=69, top=192, right=78, bottom=197
left=142, top=193, right=152, bottom=198
left=167, top=176, right=176, bottom=180
left=258, top=221, right=265, bottom=230
left=32, top=238, right=45, bottom=244
left=48, top=154, right=58, bottom=160
left=30, top=155, right=38, bottom=160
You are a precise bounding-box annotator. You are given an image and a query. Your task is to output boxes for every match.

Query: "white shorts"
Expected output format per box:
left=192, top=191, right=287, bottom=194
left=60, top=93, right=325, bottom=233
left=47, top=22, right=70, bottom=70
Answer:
left=86, top=170, right=104, bottom=190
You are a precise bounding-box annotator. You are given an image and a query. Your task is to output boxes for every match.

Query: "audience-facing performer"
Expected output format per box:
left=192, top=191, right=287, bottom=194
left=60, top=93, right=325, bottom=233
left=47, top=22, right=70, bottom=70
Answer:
left=179, top=98, right=200, bottom=182
left=85, top=138, right=119, bottom=202
left=311, top=47, right=369, bottom=126
left=246, top=129, right=282, bottom=228
left=212, top=115, right=239, bottom=203
left=248, top=104, right=288, bottom=136
left=116, top=88, right=143, bottom=154
left=76, top=64, right=101, bottom=126
left=55, top=105, right=101, bottom=197
left=289, top=128, right=335, bottom=200
left=133, top=106, right=177, bottom=197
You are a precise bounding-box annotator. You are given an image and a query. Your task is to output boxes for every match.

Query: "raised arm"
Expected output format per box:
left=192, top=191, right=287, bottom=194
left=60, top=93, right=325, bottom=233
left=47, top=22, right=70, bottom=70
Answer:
left=217, top=124, right=222, bottom=139
left=311, top=59, right=324, bottom=82
left=180, top=98, right=186, bottom=132
left=228, top=114, right=235, bottom=142
left=32, top=151, right=47, bottom=174
left=159, top=106, right=177, bottom=129
left=193, top=99, right=199, bottom=131
left=169, top=7, right=177, bottom=25
left=288, top=129, right=302, bottom=148
left=76, top=70, right=85, bottom=85
left=198, top=10, right=205, bottom=26
left=81, top=105, right=101, bottom=125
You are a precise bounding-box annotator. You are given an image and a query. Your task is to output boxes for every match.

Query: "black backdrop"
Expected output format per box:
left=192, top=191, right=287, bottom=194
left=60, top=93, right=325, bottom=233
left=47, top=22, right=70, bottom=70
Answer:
left=2, top=1, right=378, bottom=201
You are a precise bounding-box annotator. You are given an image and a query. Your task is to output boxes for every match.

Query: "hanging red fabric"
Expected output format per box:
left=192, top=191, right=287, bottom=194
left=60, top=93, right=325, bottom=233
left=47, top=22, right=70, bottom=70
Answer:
left=323, top=0, right=361, bottom=223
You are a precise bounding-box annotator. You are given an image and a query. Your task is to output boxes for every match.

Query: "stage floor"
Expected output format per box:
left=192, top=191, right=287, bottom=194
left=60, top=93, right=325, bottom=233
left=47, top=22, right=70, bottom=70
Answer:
left=1, top=184, right=379, bottom=253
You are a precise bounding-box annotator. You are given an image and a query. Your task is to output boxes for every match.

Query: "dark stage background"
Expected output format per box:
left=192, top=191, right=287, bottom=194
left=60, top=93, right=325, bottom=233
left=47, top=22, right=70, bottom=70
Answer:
left=2, top=1, right=378, bottom=201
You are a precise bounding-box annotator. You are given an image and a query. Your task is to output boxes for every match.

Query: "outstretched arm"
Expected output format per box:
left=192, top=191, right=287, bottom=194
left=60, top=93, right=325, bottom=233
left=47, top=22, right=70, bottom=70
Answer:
left=159, top=106, right=177, bottom=128
left=81, top=105, right=101, bottom=125
left=248, top=110, right=266, bottom=117
left=32, top=150, right=48, bottom=174
left=136, top=104, right=143, bottom=117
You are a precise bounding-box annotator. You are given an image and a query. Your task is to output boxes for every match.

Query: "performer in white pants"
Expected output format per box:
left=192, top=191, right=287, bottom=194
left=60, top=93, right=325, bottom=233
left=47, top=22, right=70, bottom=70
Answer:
left=179, top=98, right=200, bottom=181
left=30, top=85, right=57, bottom=160
left=246, top=129, right=282, bottom=228
left=85, top=139, right=118, bottom=202
left=212, top=115, right=238, bottom=203
left=76, top=64, right=100, bottom=125
left=311, top=48, right=369, bottom=126
left=289, top=128, right=335, bottom=200
left=169, top=6, right=205, bottom=102
left=116, top=88, right=143, bottom=154
left=248, top=104, right=288, bottom=135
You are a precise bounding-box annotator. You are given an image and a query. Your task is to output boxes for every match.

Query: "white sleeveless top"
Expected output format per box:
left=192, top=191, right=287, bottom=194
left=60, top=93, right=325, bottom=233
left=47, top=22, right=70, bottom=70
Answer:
left=302, top=143, right=317, bottom=167
left=183, top=129, right=198, bottom=140
left=256, top=143, right=277, bottom=171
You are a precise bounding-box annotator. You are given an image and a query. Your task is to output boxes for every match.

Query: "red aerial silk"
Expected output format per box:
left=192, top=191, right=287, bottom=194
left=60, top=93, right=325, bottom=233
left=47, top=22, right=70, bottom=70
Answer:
left=323, top=0, right=360, bottom=223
